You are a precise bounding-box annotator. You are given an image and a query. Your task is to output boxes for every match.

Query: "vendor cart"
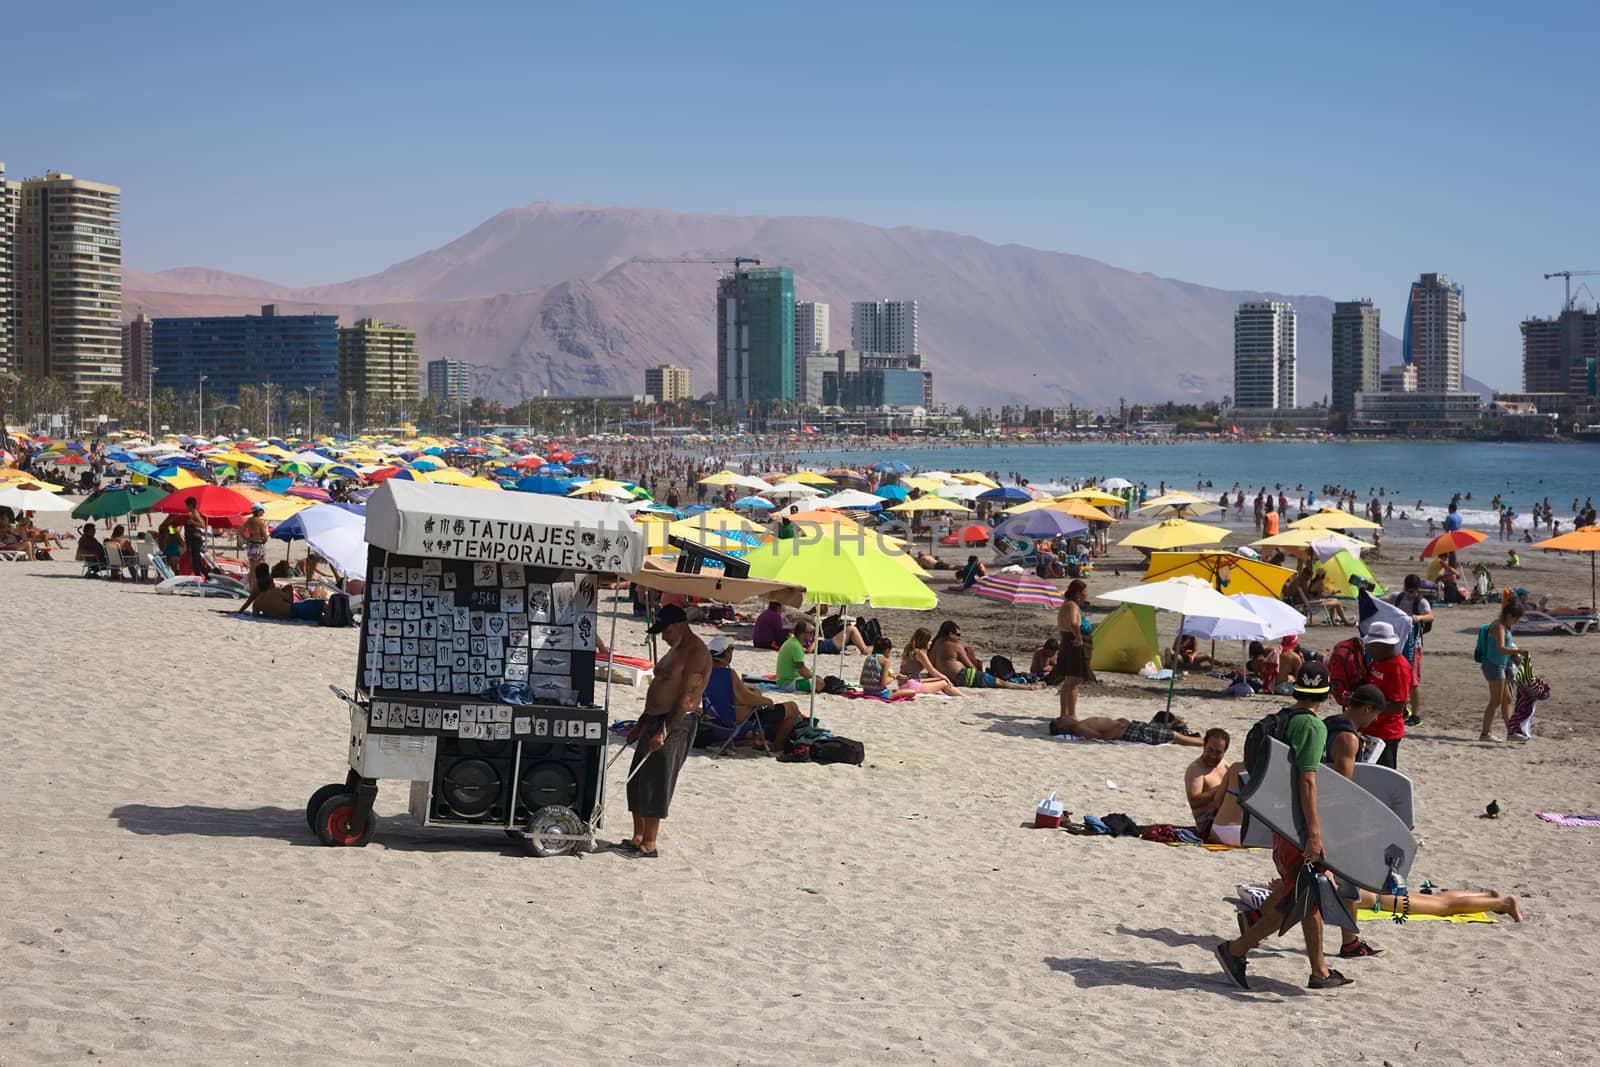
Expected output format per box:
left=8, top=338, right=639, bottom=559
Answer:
left=305, top=479, right=644, bottom=855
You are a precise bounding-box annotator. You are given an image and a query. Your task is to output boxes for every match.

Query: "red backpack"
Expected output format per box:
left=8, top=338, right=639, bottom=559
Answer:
left=1326, top=637, right=1368, bottom=708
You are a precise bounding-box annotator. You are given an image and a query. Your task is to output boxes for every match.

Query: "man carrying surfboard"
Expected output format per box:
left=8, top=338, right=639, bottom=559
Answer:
left=1215, top=662, right=1356, bottom=990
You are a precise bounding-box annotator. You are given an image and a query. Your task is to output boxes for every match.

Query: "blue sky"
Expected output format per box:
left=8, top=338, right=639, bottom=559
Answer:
left=6, top=1, right=1596, bottom=388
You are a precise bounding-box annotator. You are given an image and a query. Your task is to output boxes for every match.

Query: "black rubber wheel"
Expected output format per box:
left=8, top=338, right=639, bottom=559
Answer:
left=305, top=783, right=351, bottom=832
left=524, top=806, right=584, bottom=857
left=313, top=793, right=374, bottom=847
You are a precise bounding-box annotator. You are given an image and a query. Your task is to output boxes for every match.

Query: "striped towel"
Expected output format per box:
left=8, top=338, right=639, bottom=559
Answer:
left=1535, top=812, right=1600, bottom=828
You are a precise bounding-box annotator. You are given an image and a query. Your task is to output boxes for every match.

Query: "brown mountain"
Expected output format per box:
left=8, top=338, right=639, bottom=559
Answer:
left=123, top=202, right=1410, bottom=408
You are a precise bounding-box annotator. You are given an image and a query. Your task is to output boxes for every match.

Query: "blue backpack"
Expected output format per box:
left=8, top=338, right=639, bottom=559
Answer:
left=1473, top=623, right=1492, bottom=664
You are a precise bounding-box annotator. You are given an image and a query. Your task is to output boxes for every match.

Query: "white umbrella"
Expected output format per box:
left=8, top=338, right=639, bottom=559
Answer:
left=1100, top=576, right=1264, bottom=712
left=0, top=487, right=77, bottom=528
left=728, top=474, right=774, bottom=492
left=293, top=504, right=368, bottom=580
left=766, top=481, right=824, bottom=500
left=1182, top=593, right=1306, bottom=642
left=1310, top=533, right=1367, bottom=561
left=821, top=489, right=889, bottom=510
left=1101, top=477, right=1134, bottom=490
left=932, top=483, right=986, bottom=501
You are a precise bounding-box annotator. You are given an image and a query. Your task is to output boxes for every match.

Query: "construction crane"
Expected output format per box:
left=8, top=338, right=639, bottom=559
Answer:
left=631, top=256, right=761, bottom=271
left=1544, top=270, right=1600, bottom=312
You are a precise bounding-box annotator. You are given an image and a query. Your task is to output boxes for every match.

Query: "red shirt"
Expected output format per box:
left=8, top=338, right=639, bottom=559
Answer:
left=1362, top=654, right=1414, bottom=741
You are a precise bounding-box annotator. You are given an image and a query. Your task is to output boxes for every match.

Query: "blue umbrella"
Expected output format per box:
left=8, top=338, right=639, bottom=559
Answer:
left=875, top=485, right=909, bottom=501
left=870, top=460, right=911, bottom=474
left=978, top=486, right=1033, bottom=502
left=569, top=455, right=599, bottom=466
left=682, top=503, right=714, bottom=514
left=107, top=449, right=139, bottom=463
left=513, top=476, right=575, bottom=494
left=541, top=464, right=572, bottom=476
left=733, top=495, right=774, bottom=510
left=994, top=510, right=1089, bottom=540
left=261, top=477, right=293, bottom=494
left=126, top=461, right=158, bottom=476
left=423, top=446, right=445, bottom=455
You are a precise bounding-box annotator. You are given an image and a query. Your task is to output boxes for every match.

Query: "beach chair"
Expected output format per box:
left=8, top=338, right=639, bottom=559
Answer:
left=1518, top=607, right=1598, bottom=636
left=103, top=542, right=129, bottom=581
left=595, top=651, right=654, bottom=687
left=80, top=550, right=109, bottom=579
left=991, top=536, right=1038, bottom=569
left=133, top=539, right=156, bottom=583
left=0, top=548, right=26, bottom=562
left=700, top=670, right=771, bottom=757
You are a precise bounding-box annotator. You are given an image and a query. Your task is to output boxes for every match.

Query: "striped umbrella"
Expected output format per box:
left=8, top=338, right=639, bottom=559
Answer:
left=970, top=570, right=1061, bottom=658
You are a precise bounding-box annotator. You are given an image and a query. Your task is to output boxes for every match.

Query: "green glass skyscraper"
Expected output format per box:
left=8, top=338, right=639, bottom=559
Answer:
left=716, top=266, right=794, bottom=412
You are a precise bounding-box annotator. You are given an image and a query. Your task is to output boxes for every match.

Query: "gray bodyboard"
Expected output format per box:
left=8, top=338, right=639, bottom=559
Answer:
left=1238, top=738, right=1417, bottom=892
left=1239, top=760, right=1416, bottom=847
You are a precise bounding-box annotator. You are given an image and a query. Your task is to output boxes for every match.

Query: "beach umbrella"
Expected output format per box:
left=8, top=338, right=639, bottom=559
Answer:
left=820, top=488, right=889, bottom=510
left=427, top=468, right=501, bottom=490
left=153, top=468, right=208, bottom=490
left=1100, top=477, right=1133, bottom=490
left=1143, top=550, right=1296, bottom=597
left=70, top=484, right=168, bottom=521
left=513, top=476, right=575, bottom=494
left=541, top=464, right=573, bottom=476
left=0, top=486, right=76, bottom=523
left=977, top=485, right=1032, bottom=503
left=971, top=570, right=1063, bottom=656
left=286, top=485, right=332, bottom=502
left=902, top=476, right=949, bottom=492
left=698, top=470, right=745, bottom=486
left=765, top=480, right=824, bottom=500
left=1050, top=499, right=1117, bottom=523
left=667, top=509, right=767, bottom=538
left=733, top=495, right=775, bottom=510
left=869, top=460, right=912, bottom=474
left=1137, top=498, right=1223, bottom=518
left=1421, top=529, right=1487, bottom=559
left=932, top=482, right=986, bottom=502
left=888, top=496, right=972, bottom=515
left=875, top=485, right=909, bottom=501
left=941, top=524, right=991, bottom=546
left=1181, top=593, right=1307, bottom=642
left=786, top=470, right=836, bottom=486
left=1290, top=509, right=1382, bottom=532
left=749, top=534, right=936, bottom=610
left=949, top=471, right=999, bottom=488
left=994, top=509, right=1089, bottom=541
left=1118, top=518, right=1230, bottom=551
left=1530, top=525, right=1600, bottom=612
left=260, top=497, right=315, bottom=523
left=567, top=478, right=633, bottom=498
left=278, top=460, right=317, bottom=476
left=152, top=484, right=254, bottom=519
left=1059, top=488, right=1127, bottom=507
left=1099, top=575, right=1264, bottom=712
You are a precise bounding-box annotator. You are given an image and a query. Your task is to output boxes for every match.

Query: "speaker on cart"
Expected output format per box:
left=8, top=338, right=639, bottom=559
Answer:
left=431, top=736, right=516, bottom=824
left=516, top=742, right=602, bottom=822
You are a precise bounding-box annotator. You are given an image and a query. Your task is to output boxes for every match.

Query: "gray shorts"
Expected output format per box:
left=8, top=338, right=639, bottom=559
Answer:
left=626, top=713, right=695, bottom=819
left=1121, top=720, right=1175, bottom=745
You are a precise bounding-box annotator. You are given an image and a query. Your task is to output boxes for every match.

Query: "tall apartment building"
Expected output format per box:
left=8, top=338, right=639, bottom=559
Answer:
left=644, top=364, right=691, bottom=404
left=1403, top=272, right=1465, bottom=392
left=121, top=312, right=153, bottom=395
left=337, top=318, right=419, bottom=427
left=1330, top=299, right=1381, bottom=414
left=793, top=300, right=829, bottom=398
left=1233, top=300, right=1297, bottom=409
left=850, top=299, right=918, bottom=356
left=716, top=266, right=794, bottom=411
left=15, top=172, right=123, bottom=399
left=426, top=358, right=473, bottom=404
left=0, top=163, right=15, bottom=374
left=1521, top=310, right=1598, bottom=398
left=1380, top=364, right=1417, bottom=393
left=153, top=304, right=338, bottom=420
left=804, top=349, right=932, bottom=410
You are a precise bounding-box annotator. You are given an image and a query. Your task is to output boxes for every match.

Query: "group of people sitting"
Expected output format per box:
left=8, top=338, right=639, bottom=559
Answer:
left=1280, top=558, right=1354, bottom=625
left=0, top=511, right=68, bottom=560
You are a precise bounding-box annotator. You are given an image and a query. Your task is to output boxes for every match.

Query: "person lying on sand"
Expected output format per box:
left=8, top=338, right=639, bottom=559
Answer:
left=1051, top=708, right=1204, bottom=746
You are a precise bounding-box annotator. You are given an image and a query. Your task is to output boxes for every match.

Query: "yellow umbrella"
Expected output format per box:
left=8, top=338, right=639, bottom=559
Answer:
left=1118, top=518, right=1230, bottom=551
left=747, top=534, right=937, bottom=609
left=427, top=468, right=502, bottom=490
left=785, top=470, right=836, bottom=485
left=1050, top=499, right=1117, bottom=523
left=888, top=496, right=972, bottom=514
left=1142, top=551, right=1296, bottom=597
left=697, top=470, right=744, bottom=486
left=1138, top=491, right=1210, bottom=508
left=154, top=468, right=207, bottom=490
left=1059, top=488, right=1127, bottom=507
left=667, top=509, right=766, bottom=537
left=260, top=497, right=316, bottom=522
left=568, top=478, right=632, bottom=497
left=1002, top=500, right=1045, bottom=515
left=950, top=471, right=999, bottom=488
left=1290, top=509, right=1382, bottom=531
left=901, top=476, right=947, bottom=492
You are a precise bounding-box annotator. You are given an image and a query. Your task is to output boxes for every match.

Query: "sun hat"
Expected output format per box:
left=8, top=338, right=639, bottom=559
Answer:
left=1292, top=661, right=1331, bottom=696
left=1363, top=621, right=1400, bottom=647
left=707, top=635, right=734, bottom=656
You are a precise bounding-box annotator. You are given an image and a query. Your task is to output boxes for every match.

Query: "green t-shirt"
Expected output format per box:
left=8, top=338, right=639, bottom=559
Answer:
left=776, top=636, right=808, bottom=685
left=1282, top=708, right=1329, bottom=772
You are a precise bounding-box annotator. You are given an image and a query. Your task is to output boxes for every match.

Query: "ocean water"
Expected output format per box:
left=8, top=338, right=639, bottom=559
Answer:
left=797, top=441, right=1600, bottom=528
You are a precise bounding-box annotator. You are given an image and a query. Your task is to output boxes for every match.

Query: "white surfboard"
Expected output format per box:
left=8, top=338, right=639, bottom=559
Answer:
left=1238, top=738, right=1416, bottom=892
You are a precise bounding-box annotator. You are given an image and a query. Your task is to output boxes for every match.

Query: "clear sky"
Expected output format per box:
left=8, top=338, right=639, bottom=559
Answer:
left=6, top=1, right=1596, bottom=388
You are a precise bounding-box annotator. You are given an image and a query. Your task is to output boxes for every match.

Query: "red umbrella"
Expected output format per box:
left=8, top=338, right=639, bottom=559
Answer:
left=153, top=484, right=254, bottom=518
left=54, top=454, right=89, bottom=465
left=513, top=456, right=545, bottom=469
left=941, top=524, right=992, bottom=546
left=547, top=449, right=575, bottom=462
left=1421, top=528, right=1486, bottom=559
left=366, top=466, right=405, bottom=482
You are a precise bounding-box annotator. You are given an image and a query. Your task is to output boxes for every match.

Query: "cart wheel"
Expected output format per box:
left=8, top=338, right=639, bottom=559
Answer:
left=305, top=783, right=352, bottom=832
left=524, top=806, right=584, bottom=857
left=313, top=793, right=374, bottom=847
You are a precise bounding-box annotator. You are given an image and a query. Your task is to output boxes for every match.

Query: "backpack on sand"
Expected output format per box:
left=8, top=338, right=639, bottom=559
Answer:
left=321, top=592, right=355, bottom=628
left=809, top=737, right=865, bottom=765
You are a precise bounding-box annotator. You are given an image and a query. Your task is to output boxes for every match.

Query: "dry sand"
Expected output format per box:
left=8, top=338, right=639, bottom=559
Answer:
left=3, top=533, right=1599, bottom=1065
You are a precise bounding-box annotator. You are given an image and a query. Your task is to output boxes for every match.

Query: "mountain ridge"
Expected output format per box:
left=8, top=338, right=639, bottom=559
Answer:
left=124, top=202, right=1460, bottom=407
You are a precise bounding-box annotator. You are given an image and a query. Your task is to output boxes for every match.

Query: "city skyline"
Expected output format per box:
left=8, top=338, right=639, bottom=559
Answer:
left=7, top=6, right=1596, bottom=390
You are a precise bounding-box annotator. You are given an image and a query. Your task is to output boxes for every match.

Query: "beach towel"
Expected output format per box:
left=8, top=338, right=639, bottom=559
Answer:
left=1045, top=733, right=1170, bottom=746
left=1535, top=812, right=1600, bottom=827
left=1355, top=908, right=1497, bottom=924
left=840, top=689, right=914, bottom=703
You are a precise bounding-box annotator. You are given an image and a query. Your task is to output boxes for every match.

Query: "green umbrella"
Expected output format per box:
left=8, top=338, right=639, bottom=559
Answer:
left=71, top=484, right=169, bottom=521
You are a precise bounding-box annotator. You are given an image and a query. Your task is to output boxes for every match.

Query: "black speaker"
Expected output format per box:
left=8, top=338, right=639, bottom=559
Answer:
left=516, top=742, right=602, bottom=822
left=431, top=736, right=516, bottom=824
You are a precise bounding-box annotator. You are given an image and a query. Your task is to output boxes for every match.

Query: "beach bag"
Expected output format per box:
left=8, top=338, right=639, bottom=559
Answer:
left=1473, top=623, right=1491, bottom=664
left=1326, top=637, right=1367, bottom=706
left=858, top=617, right=884, bottom=647
left=810, top=737, right=864, bottom=765
left=1241, top=705, right=1315, bottom=787
left=988, top=655, right=1016, bottom=680
left=820, top=675, right=848, bottom=695
left=321, top=593, right=355, bottom=628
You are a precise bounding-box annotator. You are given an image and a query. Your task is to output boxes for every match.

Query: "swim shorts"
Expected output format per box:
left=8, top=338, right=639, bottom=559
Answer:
left=1120, top=720, right=1174, bottom=745
left=291, top=599, right=325, bottom=622
left=958, top=668, right=996, bottom=688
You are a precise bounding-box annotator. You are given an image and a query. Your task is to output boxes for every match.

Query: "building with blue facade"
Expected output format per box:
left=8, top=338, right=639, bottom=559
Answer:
left=152, top=304, right=338, bottom=422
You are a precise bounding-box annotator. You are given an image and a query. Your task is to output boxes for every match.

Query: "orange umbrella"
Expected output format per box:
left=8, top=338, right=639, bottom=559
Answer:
left=1421, top=528, right=1486, bottom=559
left=1530, top=525, right=1600, bottom=612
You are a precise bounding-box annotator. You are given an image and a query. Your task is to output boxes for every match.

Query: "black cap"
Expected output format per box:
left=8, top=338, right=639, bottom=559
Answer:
left=1292, top=661, right=1331, bottom=696
left=646, top=605, right=688, bottom=634
left=1348, top=683, right=1386, bottom=709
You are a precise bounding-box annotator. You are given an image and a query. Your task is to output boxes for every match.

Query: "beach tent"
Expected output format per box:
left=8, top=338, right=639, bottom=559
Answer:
left=1089, top=604, right=1161, bottom=674
left=1318, top=550, right=1385, bottom=598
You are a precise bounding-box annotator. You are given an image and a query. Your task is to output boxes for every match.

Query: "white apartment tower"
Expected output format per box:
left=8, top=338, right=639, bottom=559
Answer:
left=0, top=162, right=16, bottom=374
left=851, top=299, right=918, bottom=356
left=1233, top=300, right=1297, bottom=409
left=16, top=171, right=123, bottom=399
left=1403, top=272, right=1465, bottom=392
left=793, top=300, right=829, bottom=400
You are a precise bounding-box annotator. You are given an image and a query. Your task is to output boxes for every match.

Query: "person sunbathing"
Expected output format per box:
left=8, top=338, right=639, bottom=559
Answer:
left=1163, top=634, right=1218, bottom=671
left=241, top=563, right=323, bottom=621
left=1308, top=570, right=1353, bottom=624
left=1052, top=708, right=1204, bottom=746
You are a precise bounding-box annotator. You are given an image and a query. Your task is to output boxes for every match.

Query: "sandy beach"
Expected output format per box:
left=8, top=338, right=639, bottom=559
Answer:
left=3, top=529, right=1599, bottom=1066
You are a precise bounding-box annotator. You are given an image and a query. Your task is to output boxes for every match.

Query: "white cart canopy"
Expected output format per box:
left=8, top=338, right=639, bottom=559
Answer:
left=366, top=479, right=645, bottom=574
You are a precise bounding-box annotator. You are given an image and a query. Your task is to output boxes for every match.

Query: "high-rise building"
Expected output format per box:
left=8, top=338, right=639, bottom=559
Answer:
left=121, top=312, right=152, bottom=395
left=338, top=318, right=419, bottom=427
left=1233, top=300, right=1296, bottom=409
left=850, top=299, right=918, bottom=356
left=644, top=364, right=691, bottom=404
left=427, top=358, right=473, bottom=404
left=804, top=350, right=932, bottom=410
left=1380, top=364, right=1417, bottom=393
left=0, top=162, right=16, bottom=374
left=1403, top=272, right=1465, bottom=392
left=153, top=305, right=338, bottom=424
left=1330, top=300, right=1381, bottom=414
left=716, top=266, right=794, bottom=411
left=793, top=300, right=829, bottom=398
left=15, top=172, right=122, bottom=399
left=1521, top=310, right=1598, bottom=398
